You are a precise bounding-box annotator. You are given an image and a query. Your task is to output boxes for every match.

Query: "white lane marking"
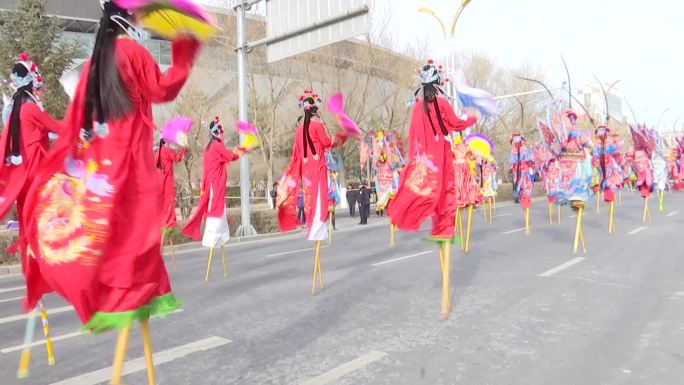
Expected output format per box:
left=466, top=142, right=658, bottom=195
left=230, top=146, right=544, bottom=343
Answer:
left=0, top=305, right=73, bottom=325
left=627, top=226, right=648, bottom=235
left=299, top=350, right=386, bottom=385
left=1, top=309, right=184, bottom=353
left=493, top=213, right=512, bottom=218
left=666, top=211, right=679, bottom=217
left=0, top=285, right=23, bottom=294
left=501, top=228, right=525, bottom=235
left=371, top=251, right=433, bottom=267
left=539, top=257, right=586, bottom=277
left=49, top=336, right=232, bottom=385
left=0, top=295, right=23, bottom=303
left=266, top=246, right=328, bottom=258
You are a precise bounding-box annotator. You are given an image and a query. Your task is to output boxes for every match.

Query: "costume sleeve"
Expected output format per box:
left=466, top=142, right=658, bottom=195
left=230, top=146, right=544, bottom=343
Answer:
left=439, top=98, right=476, bottom=132
left=216, top=143, right=239, bottom=163
left=316, top=122, right=333, bottom=149
left=174, top=148, right=187, bottom=163
left=129, top=37, right=201, bottom=104
left=26, top=104, right=65, bottom=136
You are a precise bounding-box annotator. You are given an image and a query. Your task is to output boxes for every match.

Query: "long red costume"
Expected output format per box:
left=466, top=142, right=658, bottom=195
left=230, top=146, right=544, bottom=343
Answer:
left=278, top=119, right=333, bottom=240
left=156, top=144, right=186, bottom=230
left=22, top=36, right=200, bottom=331
left=182, top=137, right=239, bottom=246
left=389, top=97, right=475, bottom=240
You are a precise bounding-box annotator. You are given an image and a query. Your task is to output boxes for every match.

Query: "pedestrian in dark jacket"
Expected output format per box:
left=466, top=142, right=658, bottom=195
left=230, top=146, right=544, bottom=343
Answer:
left=358, top=181, right=371, bottom=225
left=346, top=185, right=357, bottom=217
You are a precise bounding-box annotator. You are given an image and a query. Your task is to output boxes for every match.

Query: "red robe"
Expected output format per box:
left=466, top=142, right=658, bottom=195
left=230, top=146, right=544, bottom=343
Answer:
left=22, top=36, right=199, bottom=330
left=156, top=145, right=186, bottom=230
left=389, top=97, right=475, bottom=240
left=182, top=140, right=238, bottom=241
left=0, top=101, right=63, bottom=298
left=277, top=120, right=332, bottom=240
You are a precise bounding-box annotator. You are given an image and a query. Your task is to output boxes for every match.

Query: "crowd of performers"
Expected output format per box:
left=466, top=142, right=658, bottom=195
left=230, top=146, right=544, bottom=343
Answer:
left=2, top=2, right=684, bottom=383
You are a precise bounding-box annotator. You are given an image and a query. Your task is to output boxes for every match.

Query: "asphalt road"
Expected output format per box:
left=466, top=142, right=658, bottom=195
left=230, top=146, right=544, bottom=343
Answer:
left=1, top=191, right=683, bottom=385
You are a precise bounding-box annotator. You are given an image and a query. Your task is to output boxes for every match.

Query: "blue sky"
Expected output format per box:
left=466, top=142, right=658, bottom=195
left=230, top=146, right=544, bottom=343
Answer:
left=203, top=0, right=684, bottom=130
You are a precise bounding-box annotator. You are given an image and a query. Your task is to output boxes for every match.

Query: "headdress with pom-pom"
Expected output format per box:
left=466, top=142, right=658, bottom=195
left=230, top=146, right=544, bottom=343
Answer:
left=209, top=116, right=223, bottom=138
left=510, top=132, right=525, bottom=145
left=298, top=89, right=321, bottom=111
left=11, top=52, right=43, bottom=90
left=407, top=59, right=452, bottom=106
left=595, top=125, right=610, bottom=138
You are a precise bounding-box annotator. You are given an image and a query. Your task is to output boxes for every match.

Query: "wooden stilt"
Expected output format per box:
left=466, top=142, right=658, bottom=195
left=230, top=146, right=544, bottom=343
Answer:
left=596, top=190, right=601, bottom=213
left=441, top=241, right=452, bottom=320
left=558, top=205, right=562, bottom=224
left=482, top=201, right=488, bottom=222
left=642, top=197, right=651, bottom=223
left=204, top=248, right=214, bottom=283
left=311, top=241, right=323, bottom=295
left=618, top=189, right=622, bottom=206
left=457, top=208, right=464, bottom=251
left=524, top=207, right=531, bottom=235
left=390, top=223, right=396, bottom=247
left=109, top=325, right=131, bottom=385
left=608, top=201, right=616, bottom=234
left=17, top=310, right=36, bottom=379
left=489, top=197, right=494, bottom=224
left=573, top=207, right=584, bottom=254
left=579, top=222, right=587, bottom=253
left=220, top=246, right=228, bottom=278
left=39, top=301, right=55, bottom=366
left=464, top=205, right=473, bottom=254
left=327, top=215, right=333, bottom=246
left=659, top=190, right=665, bottom=212
left=548, top=201, right=553, bottom=224
left=140, top=318, right=156, bottom=385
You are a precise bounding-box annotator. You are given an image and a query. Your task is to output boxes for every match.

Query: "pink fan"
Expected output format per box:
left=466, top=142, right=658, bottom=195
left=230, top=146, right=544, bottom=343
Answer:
left=235, top=120, right=260, bottom=151
left=326, top=92, right=362, bottom=139
left=161, top=116, right=192, bottom=147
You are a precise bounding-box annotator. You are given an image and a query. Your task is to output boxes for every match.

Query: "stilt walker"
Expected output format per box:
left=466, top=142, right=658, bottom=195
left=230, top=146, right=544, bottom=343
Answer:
left=473, top=140, right=497, bottom=224
left=276, top=90, right=355, bottom=295
left=509, top=133, right=535, bottom=235
left=325, top=151, right=340, bottom=245
left=389, top=60, right=477, bottom=318
left=0, top=54, right=64, bottom=378
left=556, top=110, right=593, bottom=252
left=21, top=2, right=211, bottom=383
left=183, top=117, right=251, bottom=282
left=453, top=133, right=484, bottom=253
left=593, top=126, right=622, bottom=233
left=155, top=136, right=186, bottom=268
left=629, top=125, right=655, bottom=224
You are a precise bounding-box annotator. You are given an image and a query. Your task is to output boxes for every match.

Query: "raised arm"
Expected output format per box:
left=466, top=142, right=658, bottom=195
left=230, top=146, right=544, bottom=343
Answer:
left=438, top=97, right=476, bottom=132
left=25, top=103, right=65, bottom=136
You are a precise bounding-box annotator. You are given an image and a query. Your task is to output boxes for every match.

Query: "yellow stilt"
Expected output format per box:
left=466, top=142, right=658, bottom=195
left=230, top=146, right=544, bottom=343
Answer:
left=458, top=208, right=464, bottom=250
left=221, top=246, right=228, bottom=278
left=573, top=207, right=584, bottom=254
left=579, top=222, right=587, bottom=253
left=109, top=324, right=131, bottom=385
left=311, top=241, right=323, bottom=295
left=17, top=310, right=36, bottom=379
left=558, top=205, right=562, bottom=224
left=548, top=201, right=553, bottom=224
left=438, top=242, right=445, bottom=274
left=608, top=201, right=616, bottom=234
left=493, top=196, right=496, bottom=213
left=160, top=232, right=165, bottom=255
left=524, top=207, right=531, bottom=235
left=489, top=197, right=494, bottom=224
left=39, top=301, right=55, bottom=366
left=441, top=241, right=452, bottom=320
left=596, top=190, right=601, bottom=213
left=464, top=205, right=473, bottom=254
left=642, top=197, right=651, bottom=223
left=140, top=318, right=156, bottom=385
left=659, top=190, right=665, bottom=212
left=204, top=248, right=214, bottom=283
left=390, top=223, right=396, bottom=247
left=327, top=215, right=333, bottom=246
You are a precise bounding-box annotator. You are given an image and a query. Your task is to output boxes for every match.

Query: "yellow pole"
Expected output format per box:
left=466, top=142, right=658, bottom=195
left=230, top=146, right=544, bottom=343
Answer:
left=204, top=248, right=214, bottom=283
left=17, top=310, right=36, bottom=379
left=140, top=318, right=156, bottom=385
left=39, top=301, right=55, bottom=366
left=109, top=324, right=131, bottom=385
left=311, top=241, right=323, bottom=295
left=558, top=205, right=562, bottom=224
left=524, top=207, right=531, bottom=235
left=596, top=190, right=601, bottom=213
left=579, top=221, right=587, bottom=253
left=609, top=201, right=615, bottom=234
left=465, top=205, right=473, bottom=254
left=548, top=201, right=553, bottom=224
left=489, top=197, right=494, bottom=224
left=221, top=246, right=228, bottom=278
left=327, top=214, right=333, bottom=246
left=642, top=197, right=650, bottom=223
left=573, top=207, right=583, bottom=254
left=458, top=208, right=464, bottom=251
left=441, top=241, right=451, bottom=320
left=659, top=190, right=665, bottom=212
left=390, top=223, right=396, bottom=247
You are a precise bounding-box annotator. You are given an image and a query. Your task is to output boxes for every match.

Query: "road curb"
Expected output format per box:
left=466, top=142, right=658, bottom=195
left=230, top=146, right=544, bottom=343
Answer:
left=0, top=264, right=21, bottom=276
